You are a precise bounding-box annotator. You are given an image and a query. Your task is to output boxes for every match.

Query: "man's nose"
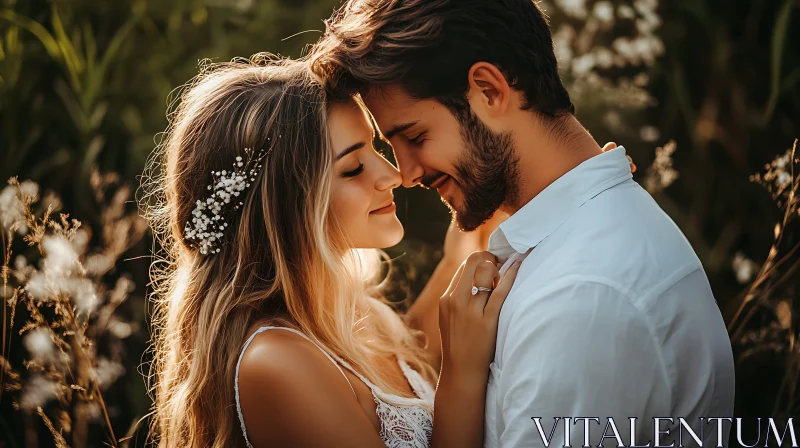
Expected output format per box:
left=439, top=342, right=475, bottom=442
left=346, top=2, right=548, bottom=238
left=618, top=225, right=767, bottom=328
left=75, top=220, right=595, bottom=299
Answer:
left=393, top=146, right=424, bottom=188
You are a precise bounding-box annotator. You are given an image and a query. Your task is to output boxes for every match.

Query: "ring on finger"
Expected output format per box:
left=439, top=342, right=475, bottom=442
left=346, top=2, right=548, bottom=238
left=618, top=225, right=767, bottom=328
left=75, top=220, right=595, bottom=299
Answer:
left=471, top=286, right=493, bottom=296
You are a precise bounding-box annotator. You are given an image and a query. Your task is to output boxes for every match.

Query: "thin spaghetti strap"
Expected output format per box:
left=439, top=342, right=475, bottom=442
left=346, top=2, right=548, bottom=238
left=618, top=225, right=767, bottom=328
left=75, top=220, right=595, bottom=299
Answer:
left=234, top=326, right=358, bottom=448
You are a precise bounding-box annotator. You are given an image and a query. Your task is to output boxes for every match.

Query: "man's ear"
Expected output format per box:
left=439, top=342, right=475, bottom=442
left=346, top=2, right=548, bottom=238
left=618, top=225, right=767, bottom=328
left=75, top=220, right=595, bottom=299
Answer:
left=466, top=62, right=511, bottom=119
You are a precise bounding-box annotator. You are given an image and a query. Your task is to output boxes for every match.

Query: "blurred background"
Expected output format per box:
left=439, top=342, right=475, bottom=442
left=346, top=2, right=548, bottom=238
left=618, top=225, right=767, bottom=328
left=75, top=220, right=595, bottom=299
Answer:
left=0, top=0, right=798, bottom=446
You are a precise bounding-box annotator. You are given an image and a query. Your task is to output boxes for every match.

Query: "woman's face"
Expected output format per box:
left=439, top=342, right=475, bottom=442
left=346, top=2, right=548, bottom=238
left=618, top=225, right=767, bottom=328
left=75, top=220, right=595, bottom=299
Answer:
left=328, top=100, right=404, bottom=249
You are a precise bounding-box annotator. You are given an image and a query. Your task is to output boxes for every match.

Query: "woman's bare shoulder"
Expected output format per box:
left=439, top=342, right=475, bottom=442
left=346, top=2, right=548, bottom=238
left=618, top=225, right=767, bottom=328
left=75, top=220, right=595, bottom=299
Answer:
left=236, top=329, right=383, bottom=447
left=237, top=328, right=344, bottom=395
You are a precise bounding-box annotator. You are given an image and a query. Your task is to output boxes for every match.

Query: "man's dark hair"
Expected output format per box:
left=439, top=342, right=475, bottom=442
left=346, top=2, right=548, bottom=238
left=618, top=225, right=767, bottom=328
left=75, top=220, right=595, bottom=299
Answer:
left=310, top=0, right=575, bottom=119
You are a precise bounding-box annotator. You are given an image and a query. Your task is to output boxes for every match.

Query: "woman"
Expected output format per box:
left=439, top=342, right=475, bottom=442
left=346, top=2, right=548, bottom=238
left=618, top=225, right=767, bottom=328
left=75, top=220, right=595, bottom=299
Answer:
left=142, top=54, right=519, bottom=448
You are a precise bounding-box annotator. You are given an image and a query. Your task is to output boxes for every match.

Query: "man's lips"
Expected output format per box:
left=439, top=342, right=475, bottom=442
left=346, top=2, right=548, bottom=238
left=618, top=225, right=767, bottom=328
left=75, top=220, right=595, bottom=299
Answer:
left=427, top=174, right=449, bottom=190
left=435, top=177, right=453, bottom=197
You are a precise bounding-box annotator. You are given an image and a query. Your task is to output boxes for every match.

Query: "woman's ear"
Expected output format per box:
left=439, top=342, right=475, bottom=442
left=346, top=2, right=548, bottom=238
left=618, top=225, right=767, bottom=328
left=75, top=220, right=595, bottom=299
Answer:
left=466, top=62, right=511, bottom=119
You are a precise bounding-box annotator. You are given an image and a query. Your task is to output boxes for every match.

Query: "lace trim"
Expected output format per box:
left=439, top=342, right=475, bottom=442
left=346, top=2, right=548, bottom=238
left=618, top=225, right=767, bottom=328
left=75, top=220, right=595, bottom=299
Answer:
left=329, top=354, right=434, bottom=447
left=374, top=396, right=433, bottom=448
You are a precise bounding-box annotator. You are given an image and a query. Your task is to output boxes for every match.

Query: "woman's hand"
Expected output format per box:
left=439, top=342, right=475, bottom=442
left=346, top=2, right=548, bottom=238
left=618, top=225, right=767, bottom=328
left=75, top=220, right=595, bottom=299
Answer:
left=438, top=251, right=521, bottom=382
left=430, top=251, right=521, bottom=448
left=405, top=215, right=509, bottom=372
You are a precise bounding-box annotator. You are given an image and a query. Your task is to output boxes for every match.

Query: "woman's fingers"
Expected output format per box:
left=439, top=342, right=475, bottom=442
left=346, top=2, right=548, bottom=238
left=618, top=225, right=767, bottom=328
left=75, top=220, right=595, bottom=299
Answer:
left=483, top=260, right=522, bottom=319
left=626, top=155, right=637, bottom=173
left=601, top=142, right=618, bottom=152
left=603, top=141, right=636, bottom=173
left=470, top=260, right=499, bottom=313
left=453, top=251, right=498, bottom=305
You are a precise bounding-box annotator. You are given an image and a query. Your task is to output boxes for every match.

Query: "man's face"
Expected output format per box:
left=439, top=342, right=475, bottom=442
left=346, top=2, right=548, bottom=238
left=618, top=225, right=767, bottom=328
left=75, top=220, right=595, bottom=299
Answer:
left=364, top=84, right=519, bottom=231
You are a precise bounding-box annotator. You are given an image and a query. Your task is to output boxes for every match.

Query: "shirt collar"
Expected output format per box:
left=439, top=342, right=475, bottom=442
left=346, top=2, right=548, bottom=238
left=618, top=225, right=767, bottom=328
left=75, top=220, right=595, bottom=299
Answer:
left=488, top=147, right=632, bottom=259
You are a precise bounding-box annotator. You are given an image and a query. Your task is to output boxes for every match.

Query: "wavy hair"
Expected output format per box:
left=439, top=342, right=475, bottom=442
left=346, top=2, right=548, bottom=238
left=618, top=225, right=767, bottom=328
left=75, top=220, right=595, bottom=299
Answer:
left=309, top=0, right=574, bottom=118
left=139, top=54, right=435, bottom=448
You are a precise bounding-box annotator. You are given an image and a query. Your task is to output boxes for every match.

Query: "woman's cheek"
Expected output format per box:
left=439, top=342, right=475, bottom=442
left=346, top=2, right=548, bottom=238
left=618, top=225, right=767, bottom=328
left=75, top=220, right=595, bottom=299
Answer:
left=331, top=182, right=368, bottom=242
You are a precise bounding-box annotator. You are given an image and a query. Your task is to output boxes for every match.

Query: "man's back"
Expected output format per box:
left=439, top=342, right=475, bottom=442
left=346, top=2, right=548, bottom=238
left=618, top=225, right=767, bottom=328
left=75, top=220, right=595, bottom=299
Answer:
left=486, top=148, right=734, bottom=447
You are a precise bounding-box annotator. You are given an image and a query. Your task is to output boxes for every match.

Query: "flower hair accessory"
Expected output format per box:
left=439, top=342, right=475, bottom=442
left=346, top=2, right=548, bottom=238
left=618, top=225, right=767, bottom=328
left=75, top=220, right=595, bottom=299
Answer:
left=184, top=144, right=273, bottom=255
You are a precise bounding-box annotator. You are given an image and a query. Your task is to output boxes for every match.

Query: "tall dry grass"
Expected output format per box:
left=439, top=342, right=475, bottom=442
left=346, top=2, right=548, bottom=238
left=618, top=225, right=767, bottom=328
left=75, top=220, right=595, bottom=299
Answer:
left=1, top=170, right=146, bottom=447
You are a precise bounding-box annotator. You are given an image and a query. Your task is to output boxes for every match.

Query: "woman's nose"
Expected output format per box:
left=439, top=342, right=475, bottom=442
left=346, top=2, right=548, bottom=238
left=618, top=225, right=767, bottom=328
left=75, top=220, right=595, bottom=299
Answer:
left=375, top=157, right=402, bottom=191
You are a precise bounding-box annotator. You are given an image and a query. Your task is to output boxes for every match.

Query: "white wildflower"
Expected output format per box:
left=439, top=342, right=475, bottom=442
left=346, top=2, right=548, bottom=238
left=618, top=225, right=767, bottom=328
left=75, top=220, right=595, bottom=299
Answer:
left=555, top=0, right=587, bottom=19
left=42, top=235, right=79, bottom=275
left=775, top=153, right=790, bottom=169
left=777, top=171, right=792, bottom=188
left=71, top=228, right=91, bottom=257
left=571, top=53, right=596, bottom=76
left=18, top=180, right=38, bottom=198
left=25, top=272, right=49, bottom=299
left=84, top=253, right=114, bottom=276
left=592, top=47, right=615, bottom=69
left=94, top=358, right=125, bottom=389
left=23, top=327, right=56, bottom=363
left=618, top=4, right=636, bottom=19
left=64, top=277, right=99, bottom=313
left=634, top=0, right=658, bottom=14
left=14, top=255, right=27, bottom=271
left=13, top=255, right=36, bottom=283
left=108, top=320, right=135, bottom=339
left=592, top=1, right=614, bottom=25
left=77, top=402, right=102, bottom=422
left=755, top=148, right=797, bottom=194
left=40, top=190, right=62, bottom=212
left=0, top=185, right=24, bottom=231
left=645, top=140, right=679, bottom=193
left=20, top=375, right=58, bottom=410
left=732, top=252, right=758, bottom=284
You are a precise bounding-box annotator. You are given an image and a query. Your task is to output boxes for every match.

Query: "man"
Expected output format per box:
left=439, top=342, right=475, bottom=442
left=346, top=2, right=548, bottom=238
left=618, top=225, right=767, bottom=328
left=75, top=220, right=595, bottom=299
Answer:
left=311, top=1, right=735, bottom=446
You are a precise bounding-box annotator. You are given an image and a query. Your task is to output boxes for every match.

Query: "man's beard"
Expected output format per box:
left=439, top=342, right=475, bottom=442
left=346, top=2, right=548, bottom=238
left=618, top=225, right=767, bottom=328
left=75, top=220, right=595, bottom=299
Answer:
left=449, top=111, right=520, bottom=231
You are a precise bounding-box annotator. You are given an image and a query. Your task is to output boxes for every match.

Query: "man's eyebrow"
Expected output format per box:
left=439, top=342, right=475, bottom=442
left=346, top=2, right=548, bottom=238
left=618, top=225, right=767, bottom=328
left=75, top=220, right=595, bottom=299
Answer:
left=335, top=142, right=365, bottom=161
left=383, top=121, right=418, bottom=139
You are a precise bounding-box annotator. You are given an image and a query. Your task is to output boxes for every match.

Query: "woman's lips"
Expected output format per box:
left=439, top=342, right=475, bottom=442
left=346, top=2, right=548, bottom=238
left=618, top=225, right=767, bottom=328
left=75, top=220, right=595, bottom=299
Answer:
left=370, top=202, right=397, bottom=214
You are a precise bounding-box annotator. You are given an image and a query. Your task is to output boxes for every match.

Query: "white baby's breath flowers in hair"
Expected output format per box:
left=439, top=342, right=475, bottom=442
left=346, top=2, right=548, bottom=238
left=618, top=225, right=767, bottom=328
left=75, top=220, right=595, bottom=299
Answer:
left=184, top=145, right=272, bottom=255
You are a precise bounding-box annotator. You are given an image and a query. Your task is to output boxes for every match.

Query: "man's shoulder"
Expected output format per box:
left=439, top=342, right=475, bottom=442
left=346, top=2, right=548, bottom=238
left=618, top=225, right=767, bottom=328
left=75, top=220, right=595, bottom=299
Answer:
left=526, top=182, right=703, bottom=296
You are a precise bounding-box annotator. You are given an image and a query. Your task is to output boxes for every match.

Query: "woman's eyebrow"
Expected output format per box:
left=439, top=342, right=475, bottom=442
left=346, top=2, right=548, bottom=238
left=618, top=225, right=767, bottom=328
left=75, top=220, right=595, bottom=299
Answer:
left=336, top=142, right=365, bottom=161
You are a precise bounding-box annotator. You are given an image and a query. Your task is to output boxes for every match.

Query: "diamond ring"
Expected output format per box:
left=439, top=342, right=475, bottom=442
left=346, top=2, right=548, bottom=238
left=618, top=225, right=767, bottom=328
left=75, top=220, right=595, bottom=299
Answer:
left=471, top=286, right=493, bottom=295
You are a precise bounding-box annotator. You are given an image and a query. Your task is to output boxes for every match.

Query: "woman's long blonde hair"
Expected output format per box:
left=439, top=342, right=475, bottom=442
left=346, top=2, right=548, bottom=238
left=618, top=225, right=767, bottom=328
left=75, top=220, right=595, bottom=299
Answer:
left=139, top=55, right=436, bottom=448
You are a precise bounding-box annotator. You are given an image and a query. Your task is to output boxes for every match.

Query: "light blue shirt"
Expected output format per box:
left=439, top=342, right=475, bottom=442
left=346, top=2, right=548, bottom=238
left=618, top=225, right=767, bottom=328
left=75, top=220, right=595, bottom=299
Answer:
left=485, top=147, right=735, bottom=448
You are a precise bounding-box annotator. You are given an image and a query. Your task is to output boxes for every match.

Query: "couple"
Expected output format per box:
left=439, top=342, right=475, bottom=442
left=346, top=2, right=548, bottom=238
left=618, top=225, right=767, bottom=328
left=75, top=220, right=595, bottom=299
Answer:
left=146, top=0, right=735, bottom=447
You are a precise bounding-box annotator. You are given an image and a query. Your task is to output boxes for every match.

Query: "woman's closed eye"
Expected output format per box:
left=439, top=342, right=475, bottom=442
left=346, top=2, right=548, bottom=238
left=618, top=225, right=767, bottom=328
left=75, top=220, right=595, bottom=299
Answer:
left=341, top=163, right=365, bottom=178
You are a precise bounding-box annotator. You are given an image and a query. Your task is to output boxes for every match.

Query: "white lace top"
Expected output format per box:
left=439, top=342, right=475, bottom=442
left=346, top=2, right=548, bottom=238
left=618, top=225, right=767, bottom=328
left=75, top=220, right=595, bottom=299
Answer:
left=235, top=326, right=435, bottom=448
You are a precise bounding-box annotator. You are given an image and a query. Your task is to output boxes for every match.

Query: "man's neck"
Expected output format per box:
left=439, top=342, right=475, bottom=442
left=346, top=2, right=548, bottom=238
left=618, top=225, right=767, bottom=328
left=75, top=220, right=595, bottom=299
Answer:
left=503, top=114, right=603, bottom=215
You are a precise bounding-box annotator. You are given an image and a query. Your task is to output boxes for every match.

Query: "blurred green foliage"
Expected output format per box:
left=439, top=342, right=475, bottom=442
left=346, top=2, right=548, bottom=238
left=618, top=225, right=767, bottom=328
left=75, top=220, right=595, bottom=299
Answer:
left=0, top=0, right=798, bottom=446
